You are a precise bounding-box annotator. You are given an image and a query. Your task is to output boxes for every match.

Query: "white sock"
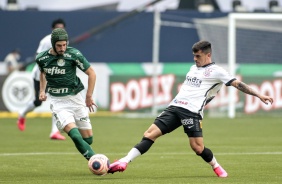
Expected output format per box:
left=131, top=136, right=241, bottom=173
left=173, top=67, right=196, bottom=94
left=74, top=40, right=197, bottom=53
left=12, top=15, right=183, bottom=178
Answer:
left=19, top=101, right=36, bottom=117
left=50, top=115, right=59, bottom=136
left=119, top=148, right=141, bottom=163
left=209, top=156, right=219, bottom=169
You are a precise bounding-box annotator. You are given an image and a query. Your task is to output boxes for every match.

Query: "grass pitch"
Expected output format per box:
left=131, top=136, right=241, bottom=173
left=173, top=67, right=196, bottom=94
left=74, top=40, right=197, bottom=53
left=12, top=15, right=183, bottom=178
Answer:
left=0, top=115, right=281, bottom=184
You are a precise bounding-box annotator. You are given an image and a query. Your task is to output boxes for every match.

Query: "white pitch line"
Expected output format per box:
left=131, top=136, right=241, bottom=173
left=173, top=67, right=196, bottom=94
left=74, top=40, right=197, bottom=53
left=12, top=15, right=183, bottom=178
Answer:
left=0, top=152, right=282, bottom=157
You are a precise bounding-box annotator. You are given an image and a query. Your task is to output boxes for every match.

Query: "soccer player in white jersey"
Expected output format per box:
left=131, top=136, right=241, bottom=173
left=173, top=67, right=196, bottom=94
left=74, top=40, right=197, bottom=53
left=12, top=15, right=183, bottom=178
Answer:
left=17, top=18, right=66, bottom=140
left=108, top=40, right=274, bottom=177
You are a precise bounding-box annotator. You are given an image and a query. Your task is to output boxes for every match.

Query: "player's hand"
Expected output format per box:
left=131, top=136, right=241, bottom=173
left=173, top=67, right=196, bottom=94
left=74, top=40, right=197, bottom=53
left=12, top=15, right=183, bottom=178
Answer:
left=89, top=103, right=98, bottom=112
left=260, top=95, right=273, bottom=105
left=86, top=96, right=98, bottom=112
left=39, top=92, right=47, bottom=101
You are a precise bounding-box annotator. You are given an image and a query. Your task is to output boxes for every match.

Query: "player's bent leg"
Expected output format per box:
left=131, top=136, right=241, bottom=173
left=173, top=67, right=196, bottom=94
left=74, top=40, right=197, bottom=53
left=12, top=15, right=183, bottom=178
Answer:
left=79, top=129, right=93, bottom=145
left=65, top=124, right=95, bottom=160
left=134, top=137, right=155, bottom=155
left=189, top=137, right=205, bottom=155
left=17, top=79, right=43, bottom=132
left=190, top=137, right=228, bottom=178
left=79, top=128, right=93, bottom=138
left=108, top=125, right=162, bottom=174
left=143, top=124, right=163, bottom=141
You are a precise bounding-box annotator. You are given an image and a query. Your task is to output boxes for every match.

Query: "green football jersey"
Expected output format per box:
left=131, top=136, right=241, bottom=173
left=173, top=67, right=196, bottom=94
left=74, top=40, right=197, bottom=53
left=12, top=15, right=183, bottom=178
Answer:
left=36, top=47, right=91, bottom=97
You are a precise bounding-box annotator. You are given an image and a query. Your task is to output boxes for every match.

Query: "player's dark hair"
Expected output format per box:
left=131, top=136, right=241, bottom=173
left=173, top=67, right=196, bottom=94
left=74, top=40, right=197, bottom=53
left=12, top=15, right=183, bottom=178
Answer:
left=192, top=40, right=212, bottom=54
left=51, top=18, right=66, bottom=28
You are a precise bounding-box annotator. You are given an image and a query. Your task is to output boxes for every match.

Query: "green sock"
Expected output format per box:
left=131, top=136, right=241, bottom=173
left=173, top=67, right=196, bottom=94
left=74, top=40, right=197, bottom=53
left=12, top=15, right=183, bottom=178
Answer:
left=68, top=128, right=95, bottom=160
left=83, top=136, right=93, bottom=145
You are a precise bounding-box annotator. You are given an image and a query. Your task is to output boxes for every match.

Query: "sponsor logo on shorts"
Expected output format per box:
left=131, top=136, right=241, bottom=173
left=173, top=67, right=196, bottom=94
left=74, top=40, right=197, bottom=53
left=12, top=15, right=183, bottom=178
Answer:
left=80, top=117, right=89, bottom=122
left=181, top=118, right=193, bottom=126
left=53, top=113, right=63, bottom=130
left=56, top=120, right=63, bottom=130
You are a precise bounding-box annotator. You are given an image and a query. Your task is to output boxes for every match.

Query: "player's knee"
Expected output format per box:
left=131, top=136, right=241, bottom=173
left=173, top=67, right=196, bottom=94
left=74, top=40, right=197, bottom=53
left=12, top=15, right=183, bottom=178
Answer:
left=193, top=148, right=203, bottom=155
left=33, top=99, right=42, bottom=107
left=191, top=144, right=204, bottom=155
left=143, top=131, right=159, bottom=141
left=143, top=125, right=162, bottom=141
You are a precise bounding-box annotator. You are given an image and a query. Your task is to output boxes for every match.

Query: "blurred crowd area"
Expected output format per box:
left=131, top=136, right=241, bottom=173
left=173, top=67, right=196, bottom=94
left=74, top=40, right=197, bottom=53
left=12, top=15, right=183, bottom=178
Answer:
left=0, top=0, right=281, bottom=115
left=1, top=0, right=282, bottom=12
left=1, top=0, right=282, bottom=75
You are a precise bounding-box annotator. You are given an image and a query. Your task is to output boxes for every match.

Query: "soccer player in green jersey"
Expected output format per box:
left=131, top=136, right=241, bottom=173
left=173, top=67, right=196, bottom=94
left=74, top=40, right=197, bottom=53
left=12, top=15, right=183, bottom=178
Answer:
left=36, top=28, right=97, bottom=160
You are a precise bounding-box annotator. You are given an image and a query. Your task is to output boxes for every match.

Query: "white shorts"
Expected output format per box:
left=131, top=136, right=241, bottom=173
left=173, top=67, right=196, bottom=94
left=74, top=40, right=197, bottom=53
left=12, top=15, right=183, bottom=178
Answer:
left=49, top=93, right=92, bottom=131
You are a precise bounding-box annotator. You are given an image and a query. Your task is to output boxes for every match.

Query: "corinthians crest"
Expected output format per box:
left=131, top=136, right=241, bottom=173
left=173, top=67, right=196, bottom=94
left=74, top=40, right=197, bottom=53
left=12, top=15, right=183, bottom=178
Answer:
left=57, top=59, right=65, bottom=66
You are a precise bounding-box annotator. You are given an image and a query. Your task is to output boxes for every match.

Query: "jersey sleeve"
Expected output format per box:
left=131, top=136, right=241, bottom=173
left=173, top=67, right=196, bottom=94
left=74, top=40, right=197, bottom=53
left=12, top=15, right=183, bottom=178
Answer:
left=35, top=53, right=44, bottom=72
left=214, top=66, right=236, bottom=86
left=73, top=50, right=91, bottom=72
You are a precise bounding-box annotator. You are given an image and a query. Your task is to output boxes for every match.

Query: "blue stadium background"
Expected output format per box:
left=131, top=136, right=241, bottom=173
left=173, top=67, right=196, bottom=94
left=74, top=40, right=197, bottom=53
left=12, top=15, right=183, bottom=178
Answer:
left=0, top=10, right=226, bottom=63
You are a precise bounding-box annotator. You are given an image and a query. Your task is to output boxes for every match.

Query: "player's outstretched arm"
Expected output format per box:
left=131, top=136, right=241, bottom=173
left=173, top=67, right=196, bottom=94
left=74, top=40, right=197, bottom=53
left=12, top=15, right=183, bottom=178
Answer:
left=231, top=79, right=273, bottom=105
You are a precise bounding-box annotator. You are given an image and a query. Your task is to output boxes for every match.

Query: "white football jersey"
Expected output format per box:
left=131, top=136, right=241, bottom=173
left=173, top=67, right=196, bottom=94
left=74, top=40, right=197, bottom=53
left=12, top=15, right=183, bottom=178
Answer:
left=32, top=34, right=52, bottom=81
left=169, top=62, right=236, bottom=118
left=36, top=34, right=52, bottom=54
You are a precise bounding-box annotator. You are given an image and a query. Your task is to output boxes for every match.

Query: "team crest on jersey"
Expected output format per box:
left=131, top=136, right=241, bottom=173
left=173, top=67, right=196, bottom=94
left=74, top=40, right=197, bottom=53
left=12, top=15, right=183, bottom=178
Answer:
left=203, top=68, right=212, bottom=77
left=57, top=59, right=65, bottom=66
